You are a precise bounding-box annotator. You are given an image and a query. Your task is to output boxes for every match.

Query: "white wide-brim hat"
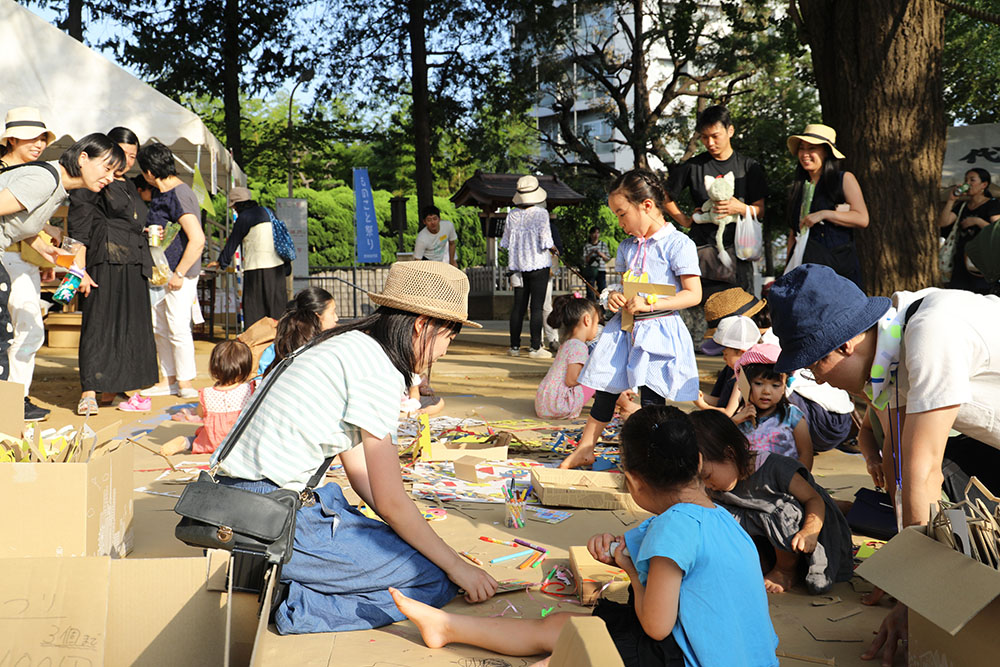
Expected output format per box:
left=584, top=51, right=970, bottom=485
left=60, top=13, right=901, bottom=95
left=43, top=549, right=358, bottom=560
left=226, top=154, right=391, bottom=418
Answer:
left=512, top=175, right=547, bottom=206
left=1, top=107, right=56, bottom=144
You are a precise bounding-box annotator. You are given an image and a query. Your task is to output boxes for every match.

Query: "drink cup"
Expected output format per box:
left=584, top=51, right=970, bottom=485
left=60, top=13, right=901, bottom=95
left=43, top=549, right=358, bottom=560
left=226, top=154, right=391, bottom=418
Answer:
left=147, top=225, right=163, bottom=247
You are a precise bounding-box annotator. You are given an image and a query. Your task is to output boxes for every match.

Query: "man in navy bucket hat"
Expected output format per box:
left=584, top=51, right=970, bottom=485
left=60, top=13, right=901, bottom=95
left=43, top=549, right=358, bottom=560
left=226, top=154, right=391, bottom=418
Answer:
left=770, top=264, right=1000, bottom=665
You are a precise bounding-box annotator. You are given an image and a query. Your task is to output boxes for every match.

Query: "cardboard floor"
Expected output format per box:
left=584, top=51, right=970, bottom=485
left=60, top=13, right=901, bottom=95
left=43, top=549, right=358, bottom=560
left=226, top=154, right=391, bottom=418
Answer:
left=30, top=322, right=899, bottom=665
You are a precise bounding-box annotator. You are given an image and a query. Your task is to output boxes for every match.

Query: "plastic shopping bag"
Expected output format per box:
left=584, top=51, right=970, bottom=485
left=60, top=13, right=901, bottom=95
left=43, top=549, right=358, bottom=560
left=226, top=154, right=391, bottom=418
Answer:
left=735, top=208, right=763, bottom=262
left=149, top=246, right=172, bottom=286
left=784, top=227, right=809, bottom=275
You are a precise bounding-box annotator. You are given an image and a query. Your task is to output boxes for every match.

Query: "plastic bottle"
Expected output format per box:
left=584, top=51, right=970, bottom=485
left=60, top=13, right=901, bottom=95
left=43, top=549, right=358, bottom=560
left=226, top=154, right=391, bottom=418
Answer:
left=52, top=267, right=85, bottom=304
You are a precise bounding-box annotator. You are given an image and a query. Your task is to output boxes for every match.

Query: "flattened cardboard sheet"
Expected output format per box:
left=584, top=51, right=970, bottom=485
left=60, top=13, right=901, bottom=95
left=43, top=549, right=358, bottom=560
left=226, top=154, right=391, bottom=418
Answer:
left=549, top=616, right=625, bottom=667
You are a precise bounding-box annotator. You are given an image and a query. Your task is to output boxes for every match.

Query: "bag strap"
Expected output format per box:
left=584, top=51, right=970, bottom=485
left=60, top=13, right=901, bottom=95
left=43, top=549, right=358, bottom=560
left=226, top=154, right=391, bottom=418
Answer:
left=0, top=161, right=59, bottom=188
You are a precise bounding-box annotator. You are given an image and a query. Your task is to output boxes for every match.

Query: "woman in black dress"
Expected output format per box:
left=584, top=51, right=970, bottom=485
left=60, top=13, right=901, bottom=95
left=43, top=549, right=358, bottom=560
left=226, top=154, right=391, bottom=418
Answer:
left=938, top=167, right=1000, bottom=294
left=70, top=127, right=158, bottom=414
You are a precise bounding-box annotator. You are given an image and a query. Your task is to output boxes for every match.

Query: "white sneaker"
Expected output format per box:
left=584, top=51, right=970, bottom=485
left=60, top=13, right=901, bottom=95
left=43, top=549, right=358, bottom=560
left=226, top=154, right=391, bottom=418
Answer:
left=177, top=386, right=199, bottom=400
left=528, top=347, right=553, bottom=359
left=141, top=383, right=179, bottom=397
left=508, top=348, right=521, bottom=357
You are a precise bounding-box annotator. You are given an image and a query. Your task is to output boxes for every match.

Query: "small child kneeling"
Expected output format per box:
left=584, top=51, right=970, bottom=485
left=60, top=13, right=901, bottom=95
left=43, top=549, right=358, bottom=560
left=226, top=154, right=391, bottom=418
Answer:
left=391, top=406, right=778, bottom=667
left=161, top=340, right=255, bottom=456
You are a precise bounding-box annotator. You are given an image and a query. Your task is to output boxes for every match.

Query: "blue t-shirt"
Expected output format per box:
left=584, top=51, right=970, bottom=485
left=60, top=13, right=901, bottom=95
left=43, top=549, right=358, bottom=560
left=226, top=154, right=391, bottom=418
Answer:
left=624, top=503, right=778, bottom=667
left=257, top=343, right=275, bottom=378
left=739, top=404, right=805, bottom=461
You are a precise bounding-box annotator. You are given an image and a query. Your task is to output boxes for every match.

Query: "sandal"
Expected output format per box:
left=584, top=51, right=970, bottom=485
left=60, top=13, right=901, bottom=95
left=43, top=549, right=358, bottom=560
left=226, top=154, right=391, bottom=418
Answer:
left=76, top=396, right=98, bottom=416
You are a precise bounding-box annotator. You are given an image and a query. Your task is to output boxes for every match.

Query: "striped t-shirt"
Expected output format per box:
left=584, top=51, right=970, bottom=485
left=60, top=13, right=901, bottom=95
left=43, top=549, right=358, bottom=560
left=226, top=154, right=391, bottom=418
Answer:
left=213, top=330, right=405, bottom=490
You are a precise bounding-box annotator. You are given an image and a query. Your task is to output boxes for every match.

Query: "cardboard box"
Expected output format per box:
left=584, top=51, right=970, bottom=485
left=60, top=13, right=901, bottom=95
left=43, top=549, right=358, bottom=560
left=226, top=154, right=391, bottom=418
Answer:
left=0, top=379, right=24, bottom=435
left=569, top=545, right=630, bottom=605
left=45, top=310, right=82, bottom=348
left=549, top=616, right=625, bottom=667
left=0, top=424, right=133, bottom=557
left=530, top=467, right=641, bottom=512
left=856, top=526, right=1000, bottom=665
left=0, top=550, right=265, bottom=667
left=421, top=436, right=508, bottom=462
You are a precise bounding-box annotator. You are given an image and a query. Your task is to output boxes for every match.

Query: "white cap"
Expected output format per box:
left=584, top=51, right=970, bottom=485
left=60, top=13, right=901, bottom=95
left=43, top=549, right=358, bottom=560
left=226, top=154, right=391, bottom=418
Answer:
left=712, top=316, right=761, bottom=350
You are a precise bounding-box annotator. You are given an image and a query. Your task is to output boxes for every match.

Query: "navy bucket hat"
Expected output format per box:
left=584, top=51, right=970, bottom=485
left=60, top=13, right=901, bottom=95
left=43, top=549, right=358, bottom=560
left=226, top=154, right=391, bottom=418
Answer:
left=769, top=264, right=890, bottom=373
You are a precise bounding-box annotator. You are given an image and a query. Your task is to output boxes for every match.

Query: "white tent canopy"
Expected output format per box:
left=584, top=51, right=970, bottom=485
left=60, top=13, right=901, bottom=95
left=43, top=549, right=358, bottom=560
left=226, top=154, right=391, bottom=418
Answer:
left=942, top=123, right=1000, bottom=193
left=0, top=0, right=246, bottom=193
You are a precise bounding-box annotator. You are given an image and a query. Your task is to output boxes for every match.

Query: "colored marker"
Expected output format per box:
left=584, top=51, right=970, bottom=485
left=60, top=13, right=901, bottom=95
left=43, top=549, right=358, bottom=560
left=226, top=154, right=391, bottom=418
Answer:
left=513, top=538, right=548, bottom=553
left=530, top=553, right=546, bottom=568
left=479, top=536, right=517, bottom=547
left=489, top=549, right=535, bottom=564
left=518, top=552, right=541, bottom=569
left=459, top=551, right=484, bottom=566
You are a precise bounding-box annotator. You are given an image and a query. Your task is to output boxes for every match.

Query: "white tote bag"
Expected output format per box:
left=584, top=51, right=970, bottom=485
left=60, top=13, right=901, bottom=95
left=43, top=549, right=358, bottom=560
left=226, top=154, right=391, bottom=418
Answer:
left=735, top=208, right=763, bottom=262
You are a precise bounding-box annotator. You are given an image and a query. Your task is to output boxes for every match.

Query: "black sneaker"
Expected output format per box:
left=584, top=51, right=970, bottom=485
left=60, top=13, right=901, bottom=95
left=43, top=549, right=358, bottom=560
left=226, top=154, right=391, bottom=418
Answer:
left=24, top=397, right=50, bottom=422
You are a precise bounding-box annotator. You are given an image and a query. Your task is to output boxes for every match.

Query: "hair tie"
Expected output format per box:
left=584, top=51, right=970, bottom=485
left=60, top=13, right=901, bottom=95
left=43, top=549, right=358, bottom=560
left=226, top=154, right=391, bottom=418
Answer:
left=573, top=291, right=583, bottom=299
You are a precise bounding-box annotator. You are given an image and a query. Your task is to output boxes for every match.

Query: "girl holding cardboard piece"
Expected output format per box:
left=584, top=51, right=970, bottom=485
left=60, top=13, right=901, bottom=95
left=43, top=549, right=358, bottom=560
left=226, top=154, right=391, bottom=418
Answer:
left=212, top=261, right=497, bottom=634
left=392, top=406, right=779, bottom=667
left=561, top=169, right=702, bottom=469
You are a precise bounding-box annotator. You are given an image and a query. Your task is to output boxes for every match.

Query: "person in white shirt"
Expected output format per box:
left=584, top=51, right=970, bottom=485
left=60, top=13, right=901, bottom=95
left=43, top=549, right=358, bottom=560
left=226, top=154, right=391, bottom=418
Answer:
left=413, top=206, right=457, bottom=266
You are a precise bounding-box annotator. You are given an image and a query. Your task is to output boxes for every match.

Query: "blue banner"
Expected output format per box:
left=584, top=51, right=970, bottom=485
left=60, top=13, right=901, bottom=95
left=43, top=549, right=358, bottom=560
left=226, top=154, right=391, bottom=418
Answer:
left=353, top=167, right=381, bottom=263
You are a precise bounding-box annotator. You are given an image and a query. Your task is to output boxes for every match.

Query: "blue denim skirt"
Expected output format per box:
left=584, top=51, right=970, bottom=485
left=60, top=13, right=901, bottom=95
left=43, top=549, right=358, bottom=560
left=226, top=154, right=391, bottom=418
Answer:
left=217, top=476, right=457, bottom=634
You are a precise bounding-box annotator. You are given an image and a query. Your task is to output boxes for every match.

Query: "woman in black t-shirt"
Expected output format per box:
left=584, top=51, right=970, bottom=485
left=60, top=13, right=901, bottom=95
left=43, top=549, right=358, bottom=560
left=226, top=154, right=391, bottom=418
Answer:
left=786, top=125, right=869, bottom=288
left=938, top=167, right=1000, bottom=294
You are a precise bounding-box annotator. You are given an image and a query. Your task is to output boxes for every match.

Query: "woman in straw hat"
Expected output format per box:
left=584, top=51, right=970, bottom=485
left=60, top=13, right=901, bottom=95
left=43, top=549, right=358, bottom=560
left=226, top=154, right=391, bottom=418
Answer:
left=786, top=124, right=869, bottom=288
left=0, top=106, right=56, bottom=169
left=211, top=261, right=497, bottom=634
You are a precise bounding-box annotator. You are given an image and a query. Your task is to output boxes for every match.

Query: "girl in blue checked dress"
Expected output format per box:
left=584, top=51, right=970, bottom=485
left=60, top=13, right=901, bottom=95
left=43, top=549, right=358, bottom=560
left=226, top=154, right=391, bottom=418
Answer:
left=562, top=170, right=702, bottom=469
left=212, top=261, right=497, bottom=634
left=391, top=406, right=779, bottom=667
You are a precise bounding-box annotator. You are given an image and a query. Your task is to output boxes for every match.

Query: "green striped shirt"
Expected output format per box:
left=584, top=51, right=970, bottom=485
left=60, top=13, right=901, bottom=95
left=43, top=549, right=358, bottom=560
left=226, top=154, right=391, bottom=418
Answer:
left=214, top=330, right=405, bottom=490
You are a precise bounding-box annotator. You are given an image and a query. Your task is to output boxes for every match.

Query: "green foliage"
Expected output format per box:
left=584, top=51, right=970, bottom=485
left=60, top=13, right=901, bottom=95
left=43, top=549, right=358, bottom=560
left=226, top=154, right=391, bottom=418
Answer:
left=551, top=198, right=625, bottom=271
left=943, top=1, right=1000, bottom=124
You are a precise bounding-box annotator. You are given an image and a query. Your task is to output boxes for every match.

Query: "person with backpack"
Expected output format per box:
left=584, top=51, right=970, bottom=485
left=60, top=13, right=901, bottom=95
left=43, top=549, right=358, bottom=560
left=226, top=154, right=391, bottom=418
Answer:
left=0, top=132, right=123, bottom=407
left=209, top=187, right=289, bottom=327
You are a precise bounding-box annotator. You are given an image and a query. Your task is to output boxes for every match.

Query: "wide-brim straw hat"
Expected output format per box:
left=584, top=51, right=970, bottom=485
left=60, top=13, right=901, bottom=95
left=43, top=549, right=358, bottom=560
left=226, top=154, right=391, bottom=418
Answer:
left=703, top=287, right=766, bottom=338
left=1, top=107, right=56, bottom=144
left=228, top=187, right=252, bottom=206
left=512, top=175, right=547, bottom=206
left=368, top=260, right=482, bottom=328
left=787, top=124, right=845, bottom=160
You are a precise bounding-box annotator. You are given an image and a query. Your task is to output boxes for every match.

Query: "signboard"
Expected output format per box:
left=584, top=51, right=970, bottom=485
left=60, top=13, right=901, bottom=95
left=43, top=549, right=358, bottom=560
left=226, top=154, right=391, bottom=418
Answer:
left=942, top=123, right=1000, bottom=195
left=353, top=167, right=382, bottom=263
left=276, top=197, right=309, bottom=293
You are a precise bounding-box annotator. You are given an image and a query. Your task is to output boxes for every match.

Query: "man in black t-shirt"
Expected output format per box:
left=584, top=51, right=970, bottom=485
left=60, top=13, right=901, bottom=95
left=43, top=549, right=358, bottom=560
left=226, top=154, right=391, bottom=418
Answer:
left=665, top=105, right=767, bottom=342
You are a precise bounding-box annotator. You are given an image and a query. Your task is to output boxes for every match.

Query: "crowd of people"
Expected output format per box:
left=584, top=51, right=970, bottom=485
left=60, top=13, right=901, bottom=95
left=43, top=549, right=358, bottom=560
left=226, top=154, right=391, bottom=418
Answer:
left=3, top=99, right=999, bottom=666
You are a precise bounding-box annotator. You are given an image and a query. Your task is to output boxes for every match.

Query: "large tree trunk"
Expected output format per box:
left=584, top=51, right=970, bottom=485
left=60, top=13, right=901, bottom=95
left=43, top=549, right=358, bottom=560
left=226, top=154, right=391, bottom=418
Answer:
left=63, top=0, right=83, bottom=41
left=630, top=0, right=649, bottom=171
left=795, top=0, right=945, bottom=294
left=407, top=0, right=434, bottom=217
left=223, top=0, right=243, bottom=166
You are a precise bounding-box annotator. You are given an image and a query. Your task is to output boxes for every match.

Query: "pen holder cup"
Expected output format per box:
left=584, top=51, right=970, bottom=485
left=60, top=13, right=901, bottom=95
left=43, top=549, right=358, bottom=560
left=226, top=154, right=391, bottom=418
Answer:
left=504, top=499, right=525, bottom=529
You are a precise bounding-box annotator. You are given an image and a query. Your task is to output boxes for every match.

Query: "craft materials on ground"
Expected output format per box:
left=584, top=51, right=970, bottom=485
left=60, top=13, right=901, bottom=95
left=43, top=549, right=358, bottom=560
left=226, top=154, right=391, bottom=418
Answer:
left=406, top=459, right=543, bottom=504
left=568, top=545, right=630, bottom=605
left=421, top=507, right=447, bottom=521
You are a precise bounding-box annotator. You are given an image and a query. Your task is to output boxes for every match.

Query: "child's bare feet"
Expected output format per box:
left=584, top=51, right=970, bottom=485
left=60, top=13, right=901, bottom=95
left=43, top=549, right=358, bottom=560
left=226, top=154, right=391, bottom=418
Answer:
left=389, top=587, right=451, bottom=649
left=559, top=444, right=595, bottom=469
left=159, top=436, right=191, bottom=457
left=763, top=566, right=796, bottom=593
left=615, top=393, right=639, bottom=418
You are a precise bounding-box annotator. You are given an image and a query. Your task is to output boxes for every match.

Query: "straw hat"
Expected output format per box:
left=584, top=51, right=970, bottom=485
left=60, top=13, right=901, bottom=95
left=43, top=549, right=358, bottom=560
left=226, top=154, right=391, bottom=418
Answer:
left=368, top=261, right=482, bottom=328
left=787, top=124, right=845, bottom=160
left=703, top=287, right=766, bottom=338
left=228, top=187, right=252, bottom=206
left=512, top=175, right=547, bottom=206
left=1, top=107, right=55, bottom=144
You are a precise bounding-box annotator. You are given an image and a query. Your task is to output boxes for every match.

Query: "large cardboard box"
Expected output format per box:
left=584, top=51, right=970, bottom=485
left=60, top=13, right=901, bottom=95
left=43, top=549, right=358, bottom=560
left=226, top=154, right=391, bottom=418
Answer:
left=45, top=311, right=82, bottom=348
left=549, top=616, right=625, bottom=667
left=569, top=545, right=631, bottom=605
left=0, top=550, right=265, bottom=667
left=856, top=526, right=1000, bottom=665
left=0, top=424, right=133, bottom=557
left=531, top=467, right=642, bottom=512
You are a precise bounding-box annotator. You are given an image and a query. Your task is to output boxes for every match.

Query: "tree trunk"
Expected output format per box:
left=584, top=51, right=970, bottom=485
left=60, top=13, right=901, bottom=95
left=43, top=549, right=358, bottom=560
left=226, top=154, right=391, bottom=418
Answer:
left=630, top=0, right=648, bottom=170
left=223, top=0, right=243, bottom=166
left=407, top=0, right=434, bottom=217
left=64, top=0, right=83, bottom=41
left=795, top=0, right=945, bottom=294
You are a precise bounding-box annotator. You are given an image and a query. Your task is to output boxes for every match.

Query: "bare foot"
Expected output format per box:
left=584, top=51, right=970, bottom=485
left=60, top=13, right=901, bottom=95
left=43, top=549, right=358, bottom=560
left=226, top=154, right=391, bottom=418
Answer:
left=159, top=436, right=191, bottom=457
left=763, top=566, right=796, bottom=594
left=389, top=587, right=451, bottom=649
left=559, top=444, right=596, bottom=469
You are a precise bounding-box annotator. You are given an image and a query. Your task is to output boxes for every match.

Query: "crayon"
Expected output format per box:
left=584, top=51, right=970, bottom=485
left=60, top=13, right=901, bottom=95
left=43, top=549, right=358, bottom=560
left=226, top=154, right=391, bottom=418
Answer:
left=479, top=536, right=517, bottom=547
left=490, top=549, right=535, bottom=564
left=530, top=553, right=546, bottom=568
left=518, top=551, right=542, bottom=569
left=459, top=551, right=484, bottom=566
left=513, top=538, right=548, bottom=553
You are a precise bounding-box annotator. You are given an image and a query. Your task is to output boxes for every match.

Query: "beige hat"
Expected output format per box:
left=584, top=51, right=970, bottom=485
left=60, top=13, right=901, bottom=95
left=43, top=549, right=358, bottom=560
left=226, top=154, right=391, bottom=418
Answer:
left=1, top=107, right=55, bottom=145
left=228, top=187, right=252, bottom=206
left=787, top=124, right=845, bottom=160
left=712, top=316, right=761, bottom=350
left=512, top=175, right=547, bottom=206
left=368, top=261, right=482, bottom=328
left=704, top=287, right=766, bottom=338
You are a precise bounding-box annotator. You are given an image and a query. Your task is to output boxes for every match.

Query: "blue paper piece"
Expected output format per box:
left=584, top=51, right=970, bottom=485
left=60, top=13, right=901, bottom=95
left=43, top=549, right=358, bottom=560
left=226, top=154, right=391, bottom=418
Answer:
left=592, top=457, right=617, bottom=471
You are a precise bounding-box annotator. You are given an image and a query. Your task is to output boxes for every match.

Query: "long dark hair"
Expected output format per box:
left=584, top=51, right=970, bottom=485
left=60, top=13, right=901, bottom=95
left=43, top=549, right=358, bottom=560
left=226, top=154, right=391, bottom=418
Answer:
left=786, top=144, right=844, bottom=232
left=619, top=405, right=701, bottom=491
left=313, top=307, right=462, bottom=390
left=688, top=409, right=756, bottom=480
left=266, top=287, right=334, bottom=375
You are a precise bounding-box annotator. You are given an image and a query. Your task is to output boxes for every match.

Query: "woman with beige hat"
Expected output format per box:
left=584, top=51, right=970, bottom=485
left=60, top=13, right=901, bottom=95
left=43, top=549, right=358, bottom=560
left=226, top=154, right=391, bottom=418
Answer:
left=0, top=106, right=56, bottom=169
left=786, top=124, right=869, bottom=288
left=500, top=174, right=559, bottom=358
left=210, top=261, right=497, bottom=634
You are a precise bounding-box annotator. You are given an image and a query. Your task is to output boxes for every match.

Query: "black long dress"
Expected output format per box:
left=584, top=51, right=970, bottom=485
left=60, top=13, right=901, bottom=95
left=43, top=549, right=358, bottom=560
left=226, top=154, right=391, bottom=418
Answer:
left=69, top=179, right=158, bottom=393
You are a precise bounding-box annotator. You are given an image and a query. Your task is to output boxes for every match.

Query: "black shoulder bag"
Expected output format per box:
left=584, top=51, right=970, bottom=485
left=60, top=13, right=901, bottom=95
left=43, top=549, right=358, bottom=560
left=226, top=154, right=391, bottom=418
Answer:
left=173, top=345, right=333, bottom=591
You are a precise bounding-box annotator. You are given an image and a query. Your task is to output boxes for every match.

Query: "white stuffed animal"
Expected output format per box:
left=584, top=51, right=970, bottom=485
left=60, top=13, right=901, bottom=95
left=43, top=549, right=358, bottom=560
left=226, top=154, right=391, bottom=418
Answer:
left=691, top=172, right=737, bottom=268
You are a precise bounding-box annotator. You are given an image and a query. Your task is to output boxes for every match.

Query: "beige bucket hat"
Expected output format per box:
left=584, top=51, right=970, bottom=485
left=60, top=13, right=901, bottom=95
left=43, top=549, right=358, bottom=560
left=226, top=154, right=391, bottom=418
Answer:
left=512, top=175, right=547, bottom=206
left=787, top=124, right=845, bottom=160
left=1, top=107, right=56, bottom=144
left=368, top=261, right=482, bottom=328
left=228, top=187, right=252, bottom=206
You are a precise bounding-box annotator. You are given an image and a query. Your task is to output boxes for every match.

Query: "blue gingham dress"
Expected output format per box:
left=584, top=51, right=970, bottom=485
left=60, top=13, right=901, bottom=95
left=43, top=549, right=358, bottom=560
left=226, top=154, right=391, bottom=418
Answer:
left=579, top=224, right=701, bottom=401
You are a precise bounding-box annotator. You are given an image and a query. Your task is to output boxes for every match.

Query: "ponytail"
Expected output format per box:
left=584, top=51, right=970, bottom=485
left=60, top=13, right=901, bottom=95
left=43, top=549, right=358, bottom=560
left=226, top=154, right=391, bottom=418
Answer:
left=546, top=294, right=598, bottom=341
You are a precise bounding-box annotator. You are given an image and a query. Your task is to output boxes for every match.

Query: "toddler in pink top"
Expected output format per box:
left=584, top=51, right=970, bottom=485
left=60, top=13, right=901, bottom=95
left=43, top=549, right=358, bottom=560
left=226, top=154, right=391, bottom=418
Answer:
left=161, top=340, right=254, bottom=456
